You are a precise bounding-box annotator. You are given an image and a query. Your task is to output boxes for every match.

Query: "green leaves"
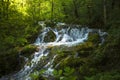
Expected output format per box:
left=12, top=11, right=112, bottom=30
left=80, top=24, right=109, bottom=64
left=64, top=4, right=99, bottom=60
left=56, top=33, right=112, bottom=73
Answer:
left=30, top=71, right=40, bottom=80
left=63, top=67, right=75, bottom=76
left=4, top=36, right=15, bottom=45
left=60, top=76, right=77, bottom=80
left=39, top=69, right=46, bottom=75
left=53, top=67, right=76, bottom=80
left=16, top=38, right=28, bottom=46
left=30, top=69, right=46, bottom=80
left=53, top=69, right=63, bottom=77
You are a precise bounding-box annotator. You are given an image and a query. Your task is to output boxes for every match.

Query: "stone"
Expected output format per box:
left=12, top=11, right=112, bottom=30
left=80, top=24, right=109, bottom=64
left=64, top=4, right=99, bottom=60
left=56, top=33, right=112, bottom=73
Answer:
left=44, top=30, right=56, bottom=42
left=20, top=44, right=38, bottom=57
left=87, top=33, right=101, bottom=44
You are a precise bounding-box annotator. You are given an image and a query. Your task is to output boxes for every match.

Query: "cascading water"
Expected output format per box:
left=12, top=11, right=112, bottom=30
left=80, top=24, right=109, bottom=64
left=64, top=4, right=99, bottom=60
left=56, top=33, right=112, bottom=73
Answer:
left=0, top=22, right=107, bottom=80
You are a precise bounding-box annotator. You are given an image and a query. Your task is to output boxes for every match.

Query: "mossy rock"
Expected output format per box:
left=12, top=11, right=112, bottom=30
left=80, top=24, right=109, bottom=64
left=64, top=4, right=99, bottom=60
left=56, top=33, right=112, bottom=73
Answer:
left=51, top=42, right=94, bottom=68
left=44, top=30, right=56, bottom=42
left=52, top=51, right=75, bottom=68
left=20, top=44, right=38, bottom=57
left=75, top=42, right=94, bottom=57
left=50, top=42, right=94, bottom=54
left=45, top=20, right=56, bottom=27
left=55, top=56, right=85, bottom=69
left=87, top=33, right=101, bottom=46
left=75, top=42, right=94, bottom=50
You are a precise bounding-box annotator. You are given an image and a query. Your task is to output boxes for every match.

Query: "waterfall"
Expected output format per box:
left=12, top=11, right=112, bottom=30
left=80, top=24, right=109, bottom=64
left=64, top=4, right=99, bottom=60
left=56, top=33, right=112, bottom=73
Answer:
left=0, top=22, right=107, bottom=80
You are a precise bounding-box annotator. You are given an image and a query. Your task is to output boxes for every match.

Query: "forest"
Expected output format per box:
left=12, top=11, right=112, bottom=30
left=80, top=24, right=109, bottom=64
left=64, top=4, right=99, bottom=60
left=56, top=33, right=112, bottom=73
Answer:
left=0, top=0, right=120, bottom=80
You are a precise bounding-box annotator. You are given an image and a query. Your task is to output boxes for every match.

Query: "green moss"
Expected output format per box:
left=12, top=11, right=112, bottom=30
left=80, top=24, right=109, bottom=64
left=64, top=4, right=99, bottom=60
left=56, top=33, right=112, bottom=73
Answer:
left=45, top=20, right=56, bottom=27
left=75, top=42, right=94, bottom=50
left=44, top=30, right=56, bottom=42
left=57, top=56, right=85, bottom=69
left=21, top=45, right=38, bottom=57
left=30, top=71, right=46, bottom=80
left=87, top=33, right=101, bottom=45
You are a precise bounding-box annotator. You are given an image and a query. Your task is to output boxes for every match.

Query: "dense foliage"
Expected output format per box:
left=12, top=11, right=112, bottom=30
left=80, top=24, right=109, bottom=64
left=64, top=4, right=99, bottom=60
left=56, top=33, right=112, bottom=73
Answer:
left=0, top=0, right=120, bottom=80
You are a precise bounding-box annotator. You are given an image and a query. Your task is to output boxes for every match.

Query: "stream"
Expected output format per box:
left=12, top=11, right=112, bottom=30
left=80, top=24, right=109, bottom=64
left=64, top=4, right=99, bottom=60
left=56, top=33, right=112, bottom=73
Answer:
left=0, top=22, right=107, bottom=80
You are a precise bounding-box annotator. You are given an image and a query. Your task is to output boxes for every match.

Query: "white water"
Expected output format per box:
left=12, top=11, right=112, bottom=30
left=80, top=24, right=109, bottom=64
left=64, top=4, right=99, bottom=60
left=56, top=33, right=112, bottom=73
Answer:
left=0, top=22, right=107, bottom=80
left=20, top=25, right=89, bottom=80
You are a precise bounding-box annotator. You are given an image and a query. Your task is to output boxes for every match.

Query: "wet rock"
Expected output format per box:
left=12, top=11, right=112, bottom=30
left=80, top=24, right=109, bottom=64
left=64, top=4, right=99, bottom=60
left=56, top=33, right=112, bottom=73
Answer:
left=49, top=42, right=94, bottom=54
left=44, top=30, right=56, bottom=42
left=49, top=42, right=94, bottom=69
left=45, top=20, right=56, bottom=28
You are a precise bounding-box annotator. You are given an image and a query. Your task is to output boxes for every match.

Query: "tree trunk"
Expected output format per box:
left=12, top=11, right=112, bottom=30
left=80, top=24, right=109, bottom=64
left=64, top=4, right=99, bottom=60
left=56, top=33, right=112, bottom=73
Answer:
left=73, top=0, right=79, bottom=18
left=1, top=0, right=4, bottom=19
left=111, top=0, right=115, bottom=9
left=39, top=0, right=41, bottom=19
left=87, top=6, right=92, bottom=24
left=6, top=0, right=9, bottom=19
left=87, top=0, right=92, bottom=24
left=112, top=0, right=120, bottom=9
left=0, top=1, right=2, bottom=19
left=51, top=0, right=54, bottom=22
left=103, top=0, right=107, bottom=25
left=32, top=5, right=35, bottom=20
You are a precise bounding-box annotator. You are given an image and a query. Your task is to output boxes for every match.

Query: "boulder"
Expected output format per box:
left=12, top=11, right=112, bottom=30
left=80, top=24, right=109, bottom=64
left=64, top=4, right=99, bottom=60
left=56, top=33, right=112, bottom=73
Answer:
left=45, top=20, right=56, bottom=28
left=87, top=33, right=101, bottom=44
left=44, top=30, right=56, bottom=42
left=48, top=42, right=94, bottom=69
left=20, top=44, right=38, bottom=57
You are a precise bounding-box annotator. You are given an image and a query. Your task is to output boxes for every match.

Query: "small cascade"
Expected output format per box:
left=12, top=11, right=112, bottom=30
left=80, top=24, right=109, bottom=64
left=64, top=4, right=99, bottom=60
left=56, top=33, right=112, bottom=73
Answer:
left=11, top=45, right=49, bottom=80
left=0, top=22, right=107, bottom=80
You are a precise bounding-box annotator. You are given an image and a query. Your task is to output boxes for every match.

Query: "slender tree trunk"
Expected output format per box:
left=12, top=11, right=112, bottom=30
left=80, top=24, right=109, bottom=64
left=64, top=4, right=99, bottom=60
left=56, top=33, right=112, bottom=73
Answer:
left=73, top=0, right=79, bottom=18
left=51, top=0, right=54, bottom=22
left=87, top=6, right=92, bottom=23
left=0, top=1, right=2, bottom=19
left=1, top=0, right=4, bottom=18
left=6, top=0, right=9, bottom=19
left=62, top=3, right=66, bottom=14
left=112, top=0, right=120, bottom=9
left=87, top=0, right=92, bottom=24
left=111, top=0, right=115, bottom=9
left=62, top=3, right=68, bottom=19
left=103, top=0, right=107, bottom=25
left=31, top=2, right=35, bottom=21
left=39, top=0, right=41, bottom=19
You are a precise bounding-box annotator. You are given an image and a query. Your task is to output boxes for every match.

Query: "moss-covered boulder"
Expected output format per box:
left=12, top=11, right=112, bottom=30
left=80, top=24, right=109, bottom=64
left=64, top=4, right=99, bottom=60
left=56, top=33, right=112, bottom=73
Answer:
left=75, top=42, right=94, bottom=57
left=20, top=44, right=38, bottom=57
left=74, top=42, right=94, bottom=50
left=45, top=20, right=56, bottom=27
left=44, top=30, right=56, bottom=42
left=50, top=42, right=94, bottom=70
left=49, top=42, right=94, bottom=55
left=58, top=56, right=85, bottom=68
left=87, top=33, right=101, bottom=45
